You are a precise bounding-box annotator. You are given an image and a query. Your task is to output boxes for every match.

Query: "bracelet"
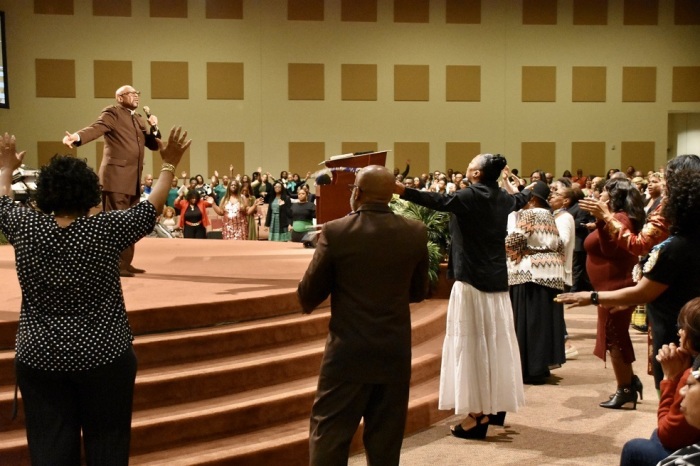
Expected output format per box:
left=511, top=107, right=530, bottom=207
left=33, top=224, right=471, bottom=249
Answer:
left=161, top=163, right=176, bottom=174
left=591, top=291, right=599, bottom=306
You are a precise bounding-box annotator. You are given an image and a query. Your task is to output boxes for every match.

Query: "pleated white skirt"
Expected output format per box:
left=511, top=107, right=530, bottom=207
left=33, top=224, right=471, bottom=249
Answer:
left=438, top=281, right=525, bottom=415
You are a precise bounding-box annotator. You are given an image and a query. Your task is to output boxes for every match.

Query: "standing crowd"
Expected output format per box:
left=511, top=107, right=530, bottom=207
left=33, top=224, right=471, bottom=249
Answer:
left=0, top=81, right=697, bottom=466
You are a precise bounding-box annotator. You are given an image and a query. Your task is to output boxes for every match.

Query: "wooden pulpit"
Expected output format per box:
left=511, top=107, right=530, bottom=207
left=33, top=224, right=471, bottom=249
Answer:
left=315, top=151, right=387, bottom=224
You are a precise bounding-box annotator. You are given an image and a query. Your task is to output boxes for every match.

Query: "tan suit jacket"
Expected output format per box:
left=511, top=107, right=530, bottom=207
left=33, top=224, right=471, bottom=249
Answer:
left=76, top=105, right=159, bottom=196
left=297, top=203, right=429, bottom=385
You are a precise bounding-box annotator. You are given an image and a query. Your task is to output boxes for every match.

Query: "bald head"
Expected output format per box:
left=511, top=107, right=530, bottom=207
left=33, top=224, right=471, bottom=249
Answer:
left=353, top=165, right=395, bottom=206
left=115, top=84, right=139, bottom=110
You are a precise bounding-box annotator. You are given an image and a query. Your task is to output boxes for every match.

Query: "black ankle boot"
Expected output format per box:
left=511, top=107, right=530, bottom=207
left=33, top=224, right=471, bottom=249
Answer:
left=600, top=386, right=637, bottom=410
left=632, top=374, right=644, bottom=401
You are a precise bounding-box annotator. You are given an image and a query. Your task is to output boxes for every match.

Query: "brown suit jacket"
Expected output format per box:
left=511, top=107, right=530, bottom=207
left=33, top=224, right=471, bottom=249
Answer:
left=76, top=105, right=159, bottom=196
left=297, top=203, right=429, bottom=385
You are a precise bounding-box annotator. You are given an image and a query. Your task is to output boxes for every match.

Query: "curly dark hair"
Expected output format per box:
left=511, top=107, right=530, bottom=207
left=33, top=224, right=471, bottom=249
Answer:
left=186, top=189, right=201, bottom=203
left=35, top=155, right=101, bottom=215
left=662, top=167, right=700, bottom=238
left=605, top=178, right=645, bottom=233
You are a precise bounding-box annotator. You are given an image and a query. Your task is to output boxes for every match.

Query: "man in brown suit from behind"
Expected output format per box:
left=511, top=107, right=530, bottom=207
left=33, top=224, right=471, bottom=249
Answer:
left=298, top=165, right=429, bottom=466
left=63, top=85, right=160, bottom=277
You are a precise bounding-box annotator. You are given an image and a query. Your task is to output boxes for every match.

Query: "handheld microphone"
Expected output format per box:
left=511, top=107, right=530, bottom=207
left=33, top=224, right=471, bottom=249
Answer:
left=142, top=106, right=159, bottom=134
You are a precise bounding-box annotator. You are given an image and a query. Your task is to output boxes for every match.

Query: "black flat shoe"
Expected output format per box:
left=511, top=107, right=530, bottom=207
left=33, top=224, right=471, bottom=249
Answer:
left=451, top=414, right=489, bottom=440
left=600, top=386, right=637, bottom=410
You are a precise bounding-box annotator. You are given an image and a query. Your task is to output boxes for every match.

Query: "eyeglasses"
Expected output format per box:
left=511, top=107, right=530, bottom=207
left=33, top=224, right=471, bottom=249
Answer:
left=347, top=184, right=362, bottom=192
left=120, top=91, right=141, bottom=97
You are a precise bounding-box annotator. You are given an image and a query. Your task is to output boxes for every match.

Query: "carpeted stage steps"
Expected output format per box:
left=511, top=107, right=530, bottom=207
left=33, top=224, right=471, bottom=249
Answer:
left=0, top=296, right=449, bottom=465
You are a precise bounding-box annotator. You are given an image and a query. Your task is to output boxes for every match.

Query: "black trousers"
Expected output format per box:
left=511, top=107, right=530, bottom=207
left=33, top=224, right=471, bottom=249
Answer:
left=16, top=347, right=138, bottom=466
left=309, top=375, right=409, bottom=466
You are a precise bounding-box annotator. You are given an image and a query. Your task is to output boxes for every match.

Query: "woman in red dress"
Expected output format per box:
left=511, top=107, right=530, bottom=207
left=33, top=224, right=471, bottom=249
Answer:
left=585, top=177, right=646, bottom=409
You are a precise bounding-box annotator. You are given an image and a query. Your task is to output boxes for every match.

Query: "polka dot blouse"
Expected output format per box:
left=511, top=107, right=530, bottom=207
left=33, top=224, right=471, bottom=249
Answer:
left=0, top=196, right=156, bottom=371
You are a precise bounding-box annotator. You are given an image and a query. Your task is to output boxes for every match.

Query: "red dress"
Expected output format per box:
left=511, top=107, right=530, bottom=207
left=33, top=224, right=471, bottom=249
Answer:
left=584, top=212, right=638, bottom=363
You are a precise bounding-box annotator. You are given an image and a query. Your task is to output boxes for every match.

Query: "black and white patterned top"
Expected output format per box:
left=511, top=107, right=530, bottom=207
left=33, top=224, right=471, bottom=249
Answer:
left=0, top=196, right=156, bottom=371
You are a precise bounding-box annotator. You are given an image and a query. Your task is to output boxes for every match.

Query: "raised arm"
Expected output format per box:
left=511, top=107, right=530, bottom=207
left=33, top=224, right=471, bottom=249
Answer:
left=0, top=133, right=26, bottom=198
left=147, top=127, right=191, bottom=214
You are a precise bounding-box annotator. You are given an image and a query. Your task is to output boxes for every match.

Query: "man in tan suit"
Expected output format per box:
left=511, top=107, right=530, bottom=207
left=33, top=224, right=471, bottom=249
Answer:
left=63, top=85, right=160, bottom=277
left=298, top=165, right=429, bottom=466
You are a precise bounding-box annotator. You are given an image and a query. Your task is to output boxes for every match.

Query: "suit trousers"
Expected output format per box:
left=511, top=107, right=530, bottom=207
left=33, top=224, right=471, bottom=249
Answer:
left=309, top=374, right=409, bottom=466
left=103, top=191, right=140, bottom=269
left=16, top=347, right=138, bottom=466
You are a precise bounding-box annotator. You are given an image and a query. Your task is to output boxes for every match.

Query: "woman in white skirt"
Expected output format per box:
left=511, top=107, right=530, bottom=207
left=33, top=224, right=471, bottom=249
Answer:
left=396, top=154, right=532, bottom=439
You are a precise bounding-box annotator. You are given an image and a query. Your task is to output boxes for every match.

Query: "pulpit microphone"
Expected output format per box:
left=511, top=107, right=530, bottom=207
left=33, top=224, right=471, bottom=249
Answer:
left=142, top=106, right=159, bottom=134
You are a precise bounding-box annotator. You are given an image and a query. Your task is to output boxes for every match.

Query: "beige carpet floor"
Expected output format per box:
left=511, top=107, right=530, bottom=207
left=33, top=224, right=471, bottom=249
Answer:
left=350, top=305, right=658, bottom=466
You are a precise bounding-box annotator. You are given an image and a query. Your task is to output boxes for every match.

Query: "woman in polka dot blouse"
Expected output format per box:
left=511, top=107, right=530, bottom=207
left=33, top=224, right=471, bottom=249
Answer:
left=0, top=128, right=190, bottom=466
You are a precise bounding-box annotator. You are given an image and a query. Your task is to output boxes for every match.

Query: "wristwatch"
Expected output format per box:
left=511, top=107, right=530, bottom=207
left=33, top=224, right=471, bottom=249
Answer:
left=591, top=291, right=599, bottom=306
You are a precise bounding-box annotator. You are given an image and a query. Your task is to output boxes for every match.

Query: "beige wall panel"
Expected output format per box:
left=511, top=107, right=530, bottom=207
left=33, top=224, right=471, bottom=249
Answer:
left=571, top=142, right=606, bottom=177
left=394, top=65, right=429, bottom=101
left=672, top=67, right=700, bottom=102
left=573, top=0, right=608, bottom=25
left=207, top=62, right=244, bottom=100
left=38, top=142, right=75, bottom=169
left=341, top=0, right=377, bottom=22
left=622, top=67, right=656, bottom=102
left=521, top=142, right=556, bottom=176
left=341, top=64, right=377, bottom=101
left=446, top=142, right=481, bottom=172
left=446, top=65, right=480, bottom=102
left=394, top=0, right=429, bottom=23
left=35, top=0, right=73, bottom=15
left=523, top=0, right=557, bottom=25
left=208, top=142, right=245, bottom=178
left=206, top=0, right=243, bottom=19
left=623, top=0, right=658, bottom=25
left=572, top=67, right=606, bottom=102
left=341, top=142, right=379, bottom=154
left=288, top=0, right=324, bottom=21
left=522, top=66, right=556, bottom=102
left=150, top=0, right=187, bottom=18
left=93, top=0, right=130, bottom=17
left=395, top=142, right=429, bottom=176
left=288, top=64, right=325, bottom=100
left=36, top=59, right=76, bottom=98
left=446, top=0, right=481, bottom=24
left=621, top=141, right=655, bottom=173
left=94, top=61, right=133, bottom=98
left=151, top=62, right=189, bottom=99
left=675, top=0, right=700, bottom=25
left=289, top=142, right=325, bottom=175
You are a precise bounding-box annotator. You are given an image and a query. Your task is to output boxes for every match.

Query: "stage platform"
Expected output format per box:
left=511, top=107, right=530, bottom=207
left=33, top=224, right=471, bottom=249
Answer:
left=0, top=237, right=317, bottom=348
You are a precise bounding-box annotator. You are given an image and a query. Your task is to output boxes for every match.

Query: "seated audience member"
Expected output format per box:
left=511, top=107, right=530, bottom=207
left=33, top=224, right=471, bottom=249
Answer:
left=621, top=298, right=700, bottom=466
left=545, top=172, right=554, bottom=185
left=572, top=169, right=587, bottom=186
left=159, top=206, right=181, bottom=237
left=658, top=354, right=700, bottom=465
left=530, top=169, right=546, bottom=184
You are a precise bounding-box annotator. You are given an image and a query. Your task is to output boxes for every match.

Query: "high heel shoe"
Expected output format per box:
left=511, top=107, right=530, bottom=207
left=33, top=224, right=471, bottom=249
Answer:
left=451, top=413, right=489, bottom=439
left=488, top=411, right=506, bottom=426
left=609, top=375, right=644, bottom=401
left=600, top=386, right=637, bottom=410
left=632, top=374, right=644, bottom=401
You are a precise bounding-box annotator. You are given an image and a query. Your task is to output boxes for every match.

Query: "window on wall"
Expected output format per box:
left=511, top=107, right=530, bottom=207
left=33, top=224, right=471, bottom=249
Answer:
left=0, top=12, right=8, bottom=108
